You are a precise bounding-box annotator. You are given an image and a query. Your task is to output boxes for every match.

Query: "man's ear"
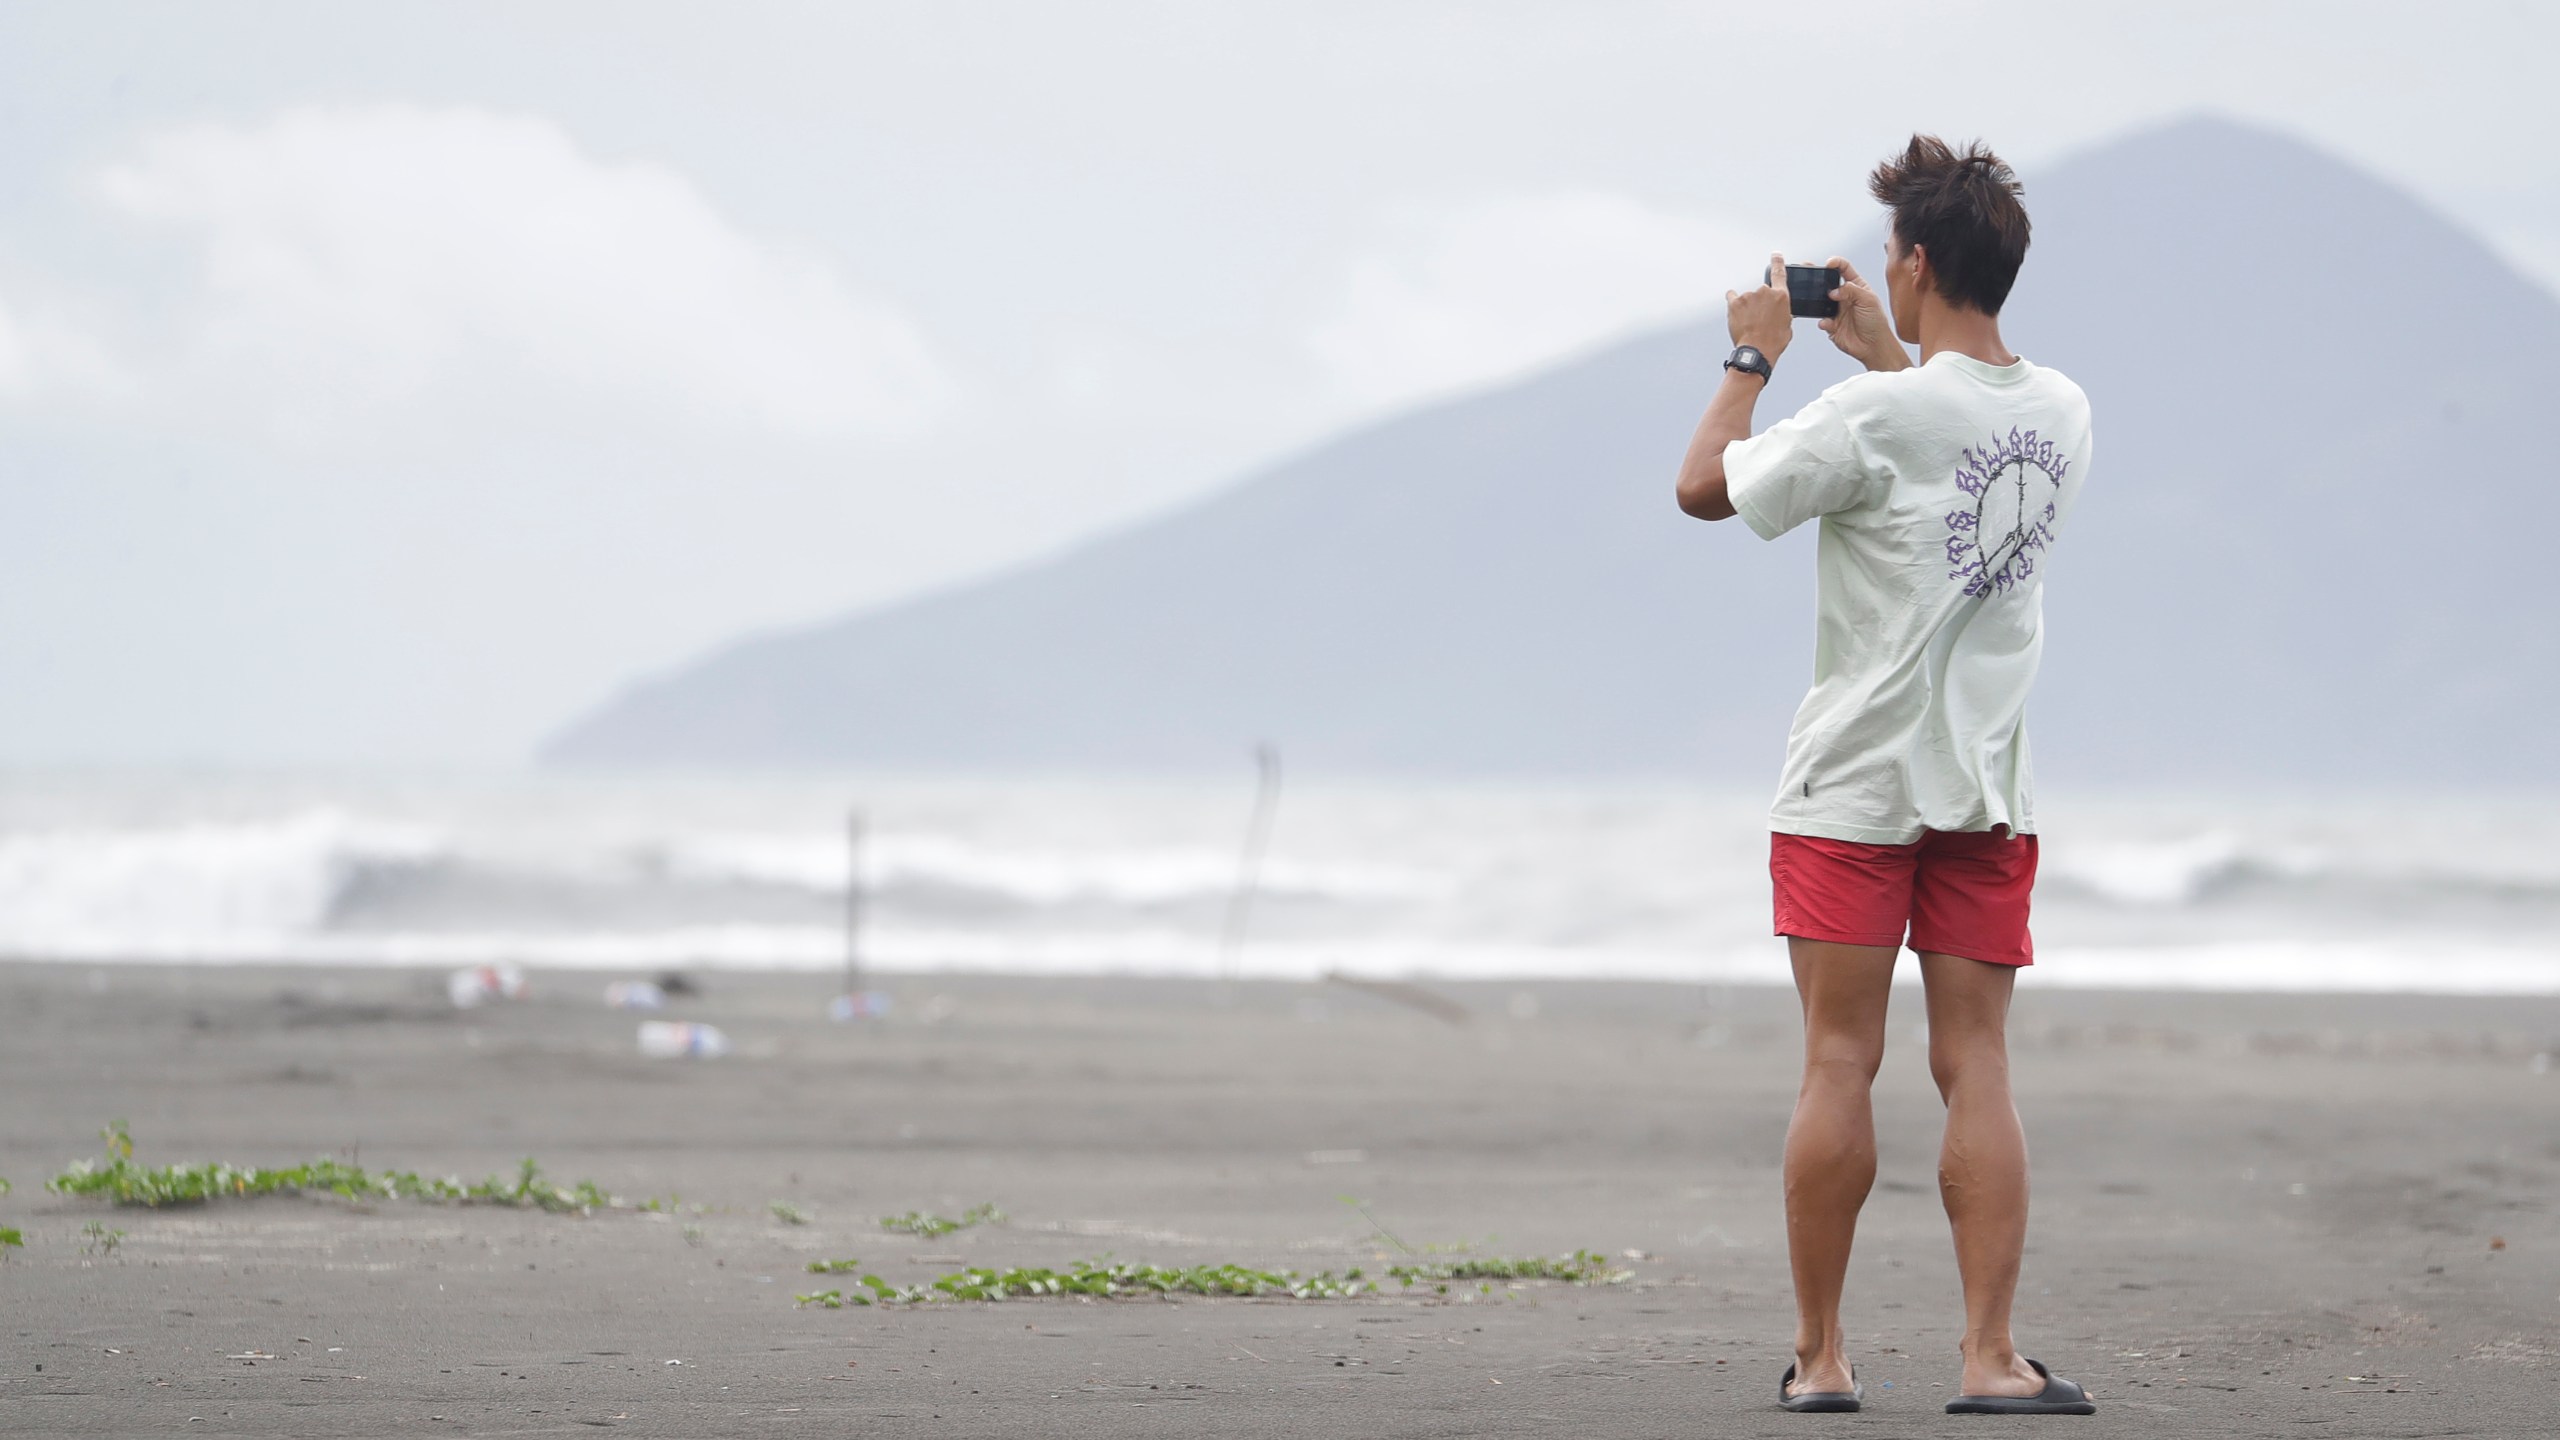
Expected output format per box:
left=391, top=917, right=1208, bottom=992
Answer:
left=1906, top=242, right=1930, bottom=288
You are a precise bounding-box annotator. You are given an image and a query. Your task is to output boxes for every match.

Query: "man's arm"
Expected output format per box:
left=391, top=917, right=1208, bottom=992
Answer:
left=1675, top=253, right=1794, bottom=522
left=1673, top=369, right=1768, bottom=521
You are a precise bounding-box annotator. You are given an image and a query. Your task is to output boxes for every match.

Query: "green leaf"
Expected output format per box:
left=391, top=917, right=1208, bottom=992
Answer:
left=44, top=1126, right=616, bottom=1214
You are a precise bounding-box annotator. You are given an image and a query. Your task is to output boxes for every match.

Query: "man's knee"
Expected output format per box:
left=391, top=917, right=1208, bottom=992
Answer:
left=1926, top=1027, right=2008, bottom=1096
left=1805, top=1037, right=1887, bottom=1085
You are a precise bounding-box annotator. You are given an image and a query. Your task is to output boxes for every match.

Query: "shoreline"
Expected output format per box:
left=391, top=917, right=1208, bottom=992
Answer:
left=3, top=946, right=2558, bottom=999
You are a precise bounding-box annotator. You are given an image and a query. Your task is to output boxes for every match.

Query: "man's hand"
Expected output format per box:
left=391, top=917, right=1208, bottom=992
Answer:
left=1725, top=252, right=1793, bottom=364
left=1816, top=255, right=1910, bottom=372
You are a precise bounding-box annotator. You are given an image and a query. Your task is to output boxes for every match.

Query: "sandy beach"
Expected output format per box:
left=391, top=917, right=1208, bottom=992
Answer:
left=1, top=960, right=2554, bottom=1437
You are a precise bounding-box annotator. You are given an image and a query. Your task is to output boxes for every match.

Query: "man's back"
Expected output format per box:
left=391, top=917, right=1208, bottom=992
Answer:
left=1725, top=353, right=2091, bottom=843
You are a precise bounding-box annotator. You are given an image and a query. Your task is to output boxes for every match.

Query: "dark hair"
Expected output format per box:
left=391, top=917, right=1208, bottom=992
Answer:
left=1867, top=135, right=2030, bottom=315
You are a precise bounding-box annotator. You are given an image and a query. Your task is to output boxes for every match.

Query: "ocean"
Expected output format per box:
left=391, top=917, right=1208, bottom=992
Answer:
left=1, top=771, right=2555, bottom=995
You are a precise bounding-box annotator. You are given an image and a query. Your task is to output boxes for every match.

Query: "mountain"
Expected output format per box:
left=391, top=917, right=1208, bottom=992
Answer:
left=543, top=117, right=2560, bottom=785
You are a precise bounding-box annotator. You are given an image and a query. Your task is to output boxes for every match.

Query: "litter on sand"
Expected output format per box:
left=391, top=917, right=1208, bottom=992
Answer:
left=829, top=992, right=893, bottom=1022
left=637, top=1021, right=730, bottom=1059
left=446, top=964, right=527, bottom=1009
left=603, top=981, right=668, bottom=1011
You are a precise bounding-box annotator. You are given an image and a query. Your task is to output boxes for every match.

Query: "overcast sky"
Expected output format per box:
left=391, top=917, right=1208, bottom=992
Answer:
left=1, top=0, right=2553, bottom=764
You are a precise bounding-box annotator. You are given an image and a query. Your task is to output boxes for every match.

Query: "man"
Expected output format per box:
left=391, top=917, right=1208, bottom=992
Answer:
left=1674, top=135, right=2097, bottom=1417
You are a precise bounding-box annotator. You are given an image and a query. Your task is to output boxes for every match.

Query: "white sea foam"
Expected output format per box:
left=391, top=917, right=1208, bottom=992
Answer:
left=14, top=924, right=2556, bottom=997
left=657, top=831, right=1444, bottom=905
left=0, top=921, right=1762, bottom=985
left=2027, top=941, right=2560, bottom=995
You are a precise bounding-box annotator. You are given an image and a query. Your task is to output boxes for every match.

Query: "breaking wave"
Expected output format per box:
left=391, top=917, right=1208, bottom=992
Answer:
left=0, top=811, right=448, bottom=947
left=0, top=809, right=1440, bottom=958
left=2041, top=833, right=2317, bottom=904
left=2039, top=832, right=2560, bottom=908
left=1, top=792, right=2554, bottom=995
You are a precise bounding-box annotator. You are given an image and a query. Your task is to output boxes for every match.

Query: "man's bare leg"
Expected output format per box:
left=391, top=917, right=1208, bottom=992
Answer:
left=1917, top=951, right=2047, bottom=1398
left=1782, top=938, right=1897, bottom=1396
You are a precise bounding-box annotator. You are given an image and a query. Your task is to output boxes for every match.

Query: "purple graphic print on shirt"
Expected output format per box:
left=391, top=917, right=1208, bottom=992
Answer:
left=1945, top=427, right=2070, bottom=598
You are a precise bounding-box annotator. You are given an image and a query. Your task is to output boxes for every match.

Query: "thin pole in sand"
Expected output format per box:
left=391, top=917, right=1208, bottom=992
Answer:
left=844, top=807, right=866, bottom=998
left=1217, top=743, right=1283, bottom=984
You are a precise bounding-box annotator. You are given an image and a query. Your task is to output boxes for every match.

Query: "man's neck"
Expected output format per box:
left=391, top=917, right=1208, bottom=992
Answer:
left=1915, top=301, right=2017, bottom=367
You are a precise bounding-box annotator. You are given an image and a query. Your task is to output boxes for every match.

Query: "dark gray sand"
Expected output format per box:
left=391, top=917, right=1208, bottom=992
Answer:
left=2, top=961, right=2554, bottom=1437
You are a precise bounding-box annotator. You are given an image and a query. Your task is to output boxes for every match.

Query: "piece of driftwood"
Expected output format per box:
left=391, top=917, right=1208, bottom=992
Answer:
left=1321, top=970, right=1470, bottom=1026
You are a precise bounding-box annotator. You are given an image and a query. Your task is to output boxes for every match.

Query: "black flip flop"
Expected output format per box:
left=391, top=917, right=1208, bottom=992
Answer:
left=1943, top=1356, right=2096, bottom=1415
left=1779, top=1362, right=1863, bottom=1413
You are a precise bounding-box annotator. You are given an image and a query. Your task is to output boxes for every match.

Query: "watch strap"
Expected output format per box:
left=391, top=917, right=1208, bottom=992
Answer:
left=1724, top=345, right=1772, bottom=380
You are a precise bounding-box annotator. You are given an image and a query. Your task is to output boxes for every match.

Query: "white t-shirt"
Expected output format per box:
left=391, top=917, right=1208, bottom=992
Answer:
left=1722, top=351, right=2092, bottom=844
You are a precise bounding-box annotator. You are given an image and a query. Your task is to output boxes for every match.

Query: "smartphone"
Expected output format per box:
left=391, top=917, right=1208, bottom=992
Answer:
left=1785, top=264, right=1842, bottom=319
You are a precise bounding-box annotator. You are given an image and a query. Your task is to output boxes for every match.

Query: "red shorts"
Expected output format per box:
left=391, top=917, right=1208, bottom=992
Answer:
left=1769, top=829, right=2038, bottom=967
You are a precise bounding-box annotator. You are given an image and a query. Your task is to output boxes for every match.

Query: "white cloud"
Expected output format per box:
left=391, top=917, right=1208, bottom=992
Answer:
left=0, top=295, right=51, bottom=396
left=92, top=103, right=952, bottom=443
left=1305, top=191, right=1771, bottom=409
left=0, top=287, right=125, bottom=403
